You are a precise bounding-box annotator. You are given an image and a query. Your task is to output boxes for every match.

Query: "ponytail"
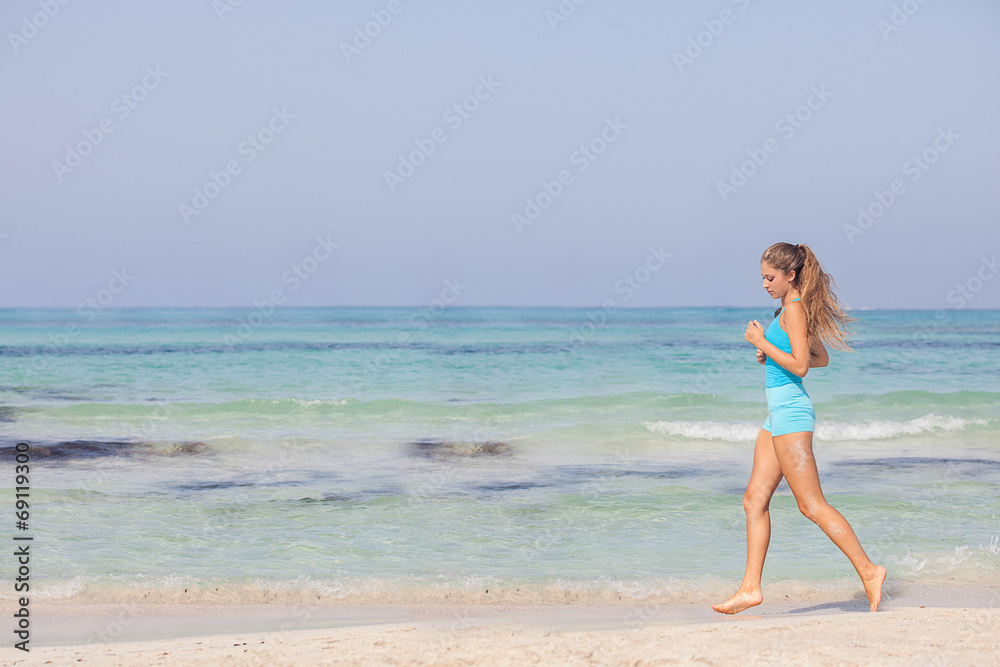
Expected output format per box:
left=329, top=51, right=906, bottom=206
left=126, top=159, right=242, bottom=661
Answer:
left=761, top=242, right=856, bottom=352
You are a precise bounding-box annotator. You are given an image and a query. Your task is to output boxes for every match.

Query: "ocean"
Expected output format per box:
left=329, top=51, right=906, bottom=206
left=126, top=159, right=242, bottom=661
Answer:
left=1, top=306, right=998, bottom=607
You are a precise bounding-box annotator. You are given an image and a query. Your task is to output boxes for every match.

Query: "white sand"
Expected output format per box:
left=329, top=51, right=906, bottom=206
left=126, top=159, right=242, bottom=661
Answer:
left=6, top=599, right=999, bottom=666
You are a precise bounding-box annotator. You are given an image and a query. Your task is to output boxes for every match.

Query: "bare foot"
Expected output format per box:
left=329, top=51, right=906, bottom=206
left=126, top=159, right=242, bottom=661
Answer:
left=863, top=565, right=887, bottom=611
left=711, top=589, right=763, bottom=615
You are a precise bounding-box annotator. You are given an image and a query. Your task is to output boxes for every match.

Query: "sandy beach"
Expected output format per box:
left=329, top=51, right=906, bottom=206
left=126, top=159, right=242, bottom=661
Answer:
left=6, top=0, right=1000, bottom=662
left=7, top=585, right=999, bottom=666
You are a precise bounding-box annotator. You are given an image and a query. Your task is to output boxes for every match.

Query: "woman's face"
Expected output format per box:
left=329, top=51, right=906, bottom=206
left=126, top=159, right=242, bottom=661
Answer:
left=761, top=261, right=795, bottom=300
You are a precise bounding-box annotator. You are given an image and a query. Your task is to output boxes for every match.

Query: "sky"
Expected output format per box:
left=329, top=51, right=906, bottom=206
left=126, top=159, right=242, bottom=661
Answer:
left=1, top=0, right=998, bottom=309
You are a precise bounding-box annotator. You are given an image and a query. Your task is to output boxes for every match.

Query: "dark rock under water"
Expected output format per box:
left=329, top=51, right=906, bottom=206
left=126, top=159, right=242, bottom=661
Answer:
left=408, top=438, right=512, bottom=460
left=0, top=439, right=209, bottom=462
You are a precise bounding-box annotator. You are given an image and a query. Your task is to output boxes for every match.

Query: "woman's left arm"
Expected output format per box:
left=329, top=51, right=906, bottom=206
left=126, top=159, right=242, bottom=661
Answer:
left=809, top=335, right=829, bottom=368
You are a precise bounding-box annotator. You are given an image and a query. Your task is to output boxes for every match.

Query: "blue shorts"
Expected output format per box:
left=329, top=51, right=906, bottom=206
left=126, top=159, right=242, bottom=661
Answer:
left=762, top=382, right=815, bottom=436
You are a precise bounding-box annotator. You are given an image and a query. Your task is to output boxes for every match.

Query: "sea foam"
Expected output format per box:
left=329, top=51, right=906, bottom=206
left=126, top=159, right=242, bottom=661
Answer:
left=642, top=413, right=989, bottom=442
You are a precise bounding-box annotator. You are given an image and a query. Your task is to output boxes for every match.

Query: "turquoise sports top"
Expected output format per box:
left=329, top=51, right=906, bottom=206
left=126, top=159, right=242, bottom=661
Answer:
left=765, top=297, right=803, bottom=387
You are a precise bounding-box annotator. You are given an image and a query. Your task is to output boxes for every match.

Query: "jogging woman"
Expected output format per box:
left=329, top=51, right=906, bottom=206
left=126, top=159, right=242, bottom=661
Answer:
left=712, top=242, right=886, bottom=614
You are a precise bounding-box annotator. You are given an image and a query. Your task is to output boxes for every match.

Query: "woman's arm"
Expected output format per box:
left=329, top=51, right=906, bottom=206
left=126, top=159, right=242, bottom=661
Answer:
left=809, top=336, right=829, bottom=368
left=745, top=303, right=811, bottom=378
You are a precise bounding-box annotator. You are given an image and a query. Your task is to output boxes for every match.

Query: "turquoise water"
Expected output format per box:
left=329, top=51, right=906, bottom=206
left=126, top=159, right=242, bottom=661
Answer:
left=1, top=307, right=998, bottom=604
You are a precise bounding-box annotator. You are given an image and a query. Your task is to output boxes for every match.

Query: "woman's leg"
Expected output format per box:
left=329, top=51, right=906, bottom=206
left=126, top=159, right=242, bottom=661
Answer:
left=712, top=427, right=784, bottom=614
left=770, top=431, right=887, bottom=611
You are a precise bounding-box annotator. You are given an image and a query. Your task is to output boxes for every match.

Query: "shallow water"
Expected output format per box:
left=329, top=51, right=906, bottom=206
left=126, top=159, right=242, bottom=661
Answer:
left=1, top=307, right=998, bottom=604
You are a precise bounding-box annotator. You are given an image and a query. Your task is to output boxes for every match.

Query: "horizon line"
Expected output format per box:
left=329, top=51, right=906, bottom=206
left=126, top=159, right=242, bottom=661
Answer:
left=1, top=305, right=997, bottom=312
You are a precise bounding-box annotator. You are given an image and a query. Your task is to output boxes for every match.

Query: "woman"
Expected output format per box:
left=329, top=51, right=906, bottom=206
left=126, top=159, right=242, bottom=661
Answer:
left=712, top=242, right=886, bottom=614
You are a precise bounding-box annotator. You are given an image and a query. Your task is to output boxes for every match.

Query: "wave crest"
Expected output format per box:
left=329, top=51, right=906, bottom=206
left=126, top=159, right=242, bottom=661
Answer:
left=643, top=413, right=989, bottom=442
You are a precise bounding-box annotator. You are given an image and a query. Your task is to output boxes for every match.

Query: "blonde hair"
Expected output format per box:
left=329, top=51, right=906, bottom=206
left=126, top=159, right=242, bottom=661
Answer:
left=761, top=242, right=856, bottom=353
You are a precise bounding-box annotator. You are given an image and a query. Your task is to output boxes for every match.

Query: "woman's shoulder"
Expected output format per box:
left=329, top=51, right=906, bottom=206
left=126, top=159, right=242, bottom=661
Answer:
left=781, top=299, right=808, bottom=325
left=785, top=298, right=805, bottom=311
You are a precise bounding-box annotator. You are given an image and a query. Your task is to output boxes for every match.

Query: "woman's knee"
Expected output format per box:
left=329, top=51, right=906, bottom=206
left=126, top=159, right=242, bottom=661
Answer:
left=743, top=491, right=770, bottom=516
left=796, top=497, right=826, bottom=522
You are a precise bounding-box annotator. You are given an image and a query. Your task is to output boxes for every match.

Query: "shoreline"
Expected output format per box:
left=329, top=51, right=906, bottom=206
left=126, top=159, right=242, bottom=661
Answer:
left=6, top=600, right=999, bottom=666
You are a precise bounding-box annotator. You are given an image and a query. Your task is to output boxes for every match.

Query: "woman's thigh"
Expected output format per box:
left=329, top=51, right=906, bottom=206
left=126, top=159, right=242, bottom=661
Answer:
left=770, top=430, right=825, bottom=503
left=746, top=428, right=783, bottom=503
